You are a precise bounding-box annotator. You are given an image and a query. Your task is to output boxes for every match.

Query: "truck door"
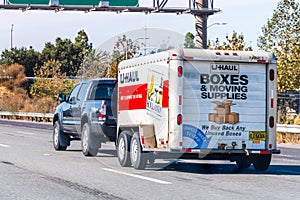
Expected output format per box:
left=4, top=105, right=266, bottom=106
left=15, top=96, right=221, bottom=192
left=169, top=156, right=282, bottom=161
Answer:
left=72, top=83, right=89, bottom=134
left=62, top=84, right=80, bottom=133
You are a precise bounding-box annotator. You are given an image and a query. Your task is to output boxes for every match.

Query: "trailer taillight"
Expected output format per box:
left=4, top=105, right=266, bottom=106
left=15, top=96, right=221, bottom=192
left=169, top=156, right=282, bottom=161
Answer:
left=178, top=66, right=183, bottom=77
left=177, top=114, right=182, bottom=125
left=179, top=95, right=182, bottom=105
left=269, top=69, right=275, bottom=81
left=98, top=104, right=107, bottom=121
left=269, top=116, right=274, bottom=128
left=271, top=98, right=274, bottom=108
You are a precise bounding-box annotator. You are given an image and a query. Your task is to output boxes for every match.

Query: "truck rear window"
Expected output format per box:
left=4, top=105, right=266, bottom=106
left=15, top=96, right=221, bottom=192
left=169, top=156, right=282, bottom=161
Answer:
left=89, top=84, right=115, bottom=100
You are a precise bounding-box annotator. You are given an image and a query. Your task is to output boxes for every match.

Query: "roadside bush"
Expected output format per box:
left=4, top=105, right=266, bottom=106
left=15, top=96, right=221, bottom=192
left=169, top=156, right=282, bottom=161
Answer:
left=34, top=97, right=58, bottom=113
left=0, top=86, right=28, bottom=112
left=277, top=132, right=300, bottom=144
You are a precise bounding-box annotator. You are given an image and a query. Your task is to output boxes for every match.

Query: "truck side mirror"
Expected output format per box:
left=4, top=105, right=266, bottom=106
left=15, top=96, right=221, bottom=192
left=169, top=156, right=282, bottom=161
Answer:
left=58, top=93, right=66, bottom=103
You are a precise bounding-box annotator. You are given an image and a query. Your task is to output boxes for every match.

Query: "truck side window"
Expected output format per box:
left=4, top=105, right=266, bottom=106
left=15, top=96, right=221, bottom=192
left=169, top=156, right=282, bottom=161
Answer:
left=77, top=83, right=89, bottom=102
left=67, top=84, right=80, bottom=103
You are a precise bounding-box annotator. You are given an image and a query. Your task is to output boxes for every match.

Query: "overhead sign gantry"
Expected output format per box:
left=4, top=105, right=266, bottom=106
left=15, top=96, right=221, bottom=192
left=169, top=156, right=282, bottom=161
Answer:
left=0, top=0, right=220, bottom=48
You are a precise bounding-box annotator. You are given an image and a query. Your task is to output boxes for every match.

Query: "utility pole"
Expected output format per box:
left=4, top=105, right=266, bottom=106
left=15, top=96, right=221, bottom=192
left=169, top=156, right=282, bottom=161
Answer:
left=10, top=24, right=14, bottom=49
left=195, top=0, right=208, bottom=49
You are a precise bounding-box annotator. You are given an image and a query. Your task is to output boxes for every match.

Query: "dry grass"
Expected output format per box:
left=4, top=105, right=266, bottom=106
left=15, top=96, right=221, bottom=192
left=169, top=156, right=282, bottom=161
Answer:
left=0, top=86, right=57, bottom=113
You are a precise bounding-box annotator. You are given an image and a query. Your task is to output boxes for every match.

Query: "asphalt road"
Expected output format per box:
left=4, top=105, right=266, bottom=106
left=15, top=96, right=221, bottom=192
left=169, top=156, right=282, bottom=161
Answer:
left=0, top=119, right=300, bottom=200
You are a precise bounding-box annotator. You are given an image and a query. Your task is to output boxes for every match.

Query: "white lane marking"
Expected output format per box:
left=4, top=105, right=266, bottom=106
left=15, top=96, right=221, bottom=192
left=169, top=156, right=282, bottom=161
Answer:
left=277, top=170, right=300, bottom=175
left=0, top=144, right=10, bottom=148
left=17, top=131, right=34, bottom=135
left=278, top=154, right=297, bottom=158
left=103, top=168, right=172, bottom=185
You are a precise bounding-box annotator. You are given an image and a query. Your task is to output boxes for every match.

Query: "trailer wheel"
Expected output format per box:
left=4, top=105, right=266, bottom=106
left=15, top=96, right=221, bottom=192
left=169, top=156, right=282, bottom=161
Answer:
left=117, top=131, right=132, bottom=167
left=253, top=154, right=272, bottom=171
left=148, top=152, right=155, bottom=165
left=236, top=156, right=252, bottom=169
left=81, top=123, right=99, bottom=157
left=130, top=133, right=147, bottom=170
left=53, top=121, right=68, bottom=151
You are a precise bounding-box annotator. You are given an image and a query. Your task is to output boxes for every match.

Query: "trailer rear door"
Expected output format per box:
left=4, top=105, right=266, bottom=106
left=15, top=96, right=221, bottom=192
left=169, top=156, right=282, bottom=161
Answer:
left=182, top=60, right=267, bottom=150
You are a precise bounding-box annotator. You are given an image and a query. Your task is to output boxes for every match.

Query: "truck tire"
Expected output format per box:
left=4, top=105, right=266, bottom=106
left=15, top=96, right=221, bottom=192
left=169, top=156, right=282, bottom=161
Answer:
left=117, top=131, right=132, bottom=167
left=81, top=123, right=99, bottom=157
left=253, top=154, right=272, bottom=171
left=130, top=133, right=147, bottom=170
left=53, top=121, right=68, bottom=151
left=236, top=156, right=252, bottom=169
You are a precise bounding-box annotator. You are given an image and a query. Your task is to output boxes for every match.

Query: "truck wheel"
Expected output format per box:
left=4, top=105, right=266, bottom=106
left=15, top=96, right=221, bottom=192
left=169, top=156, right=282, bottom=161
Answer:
left=53, top=121, right=68, bottom=151
left=253, top=154, right=272, bottom=171
left=81, top=123, right=99, bottom=157
left=130, top=133, right=147, bottom=170
left=117, top=132, right=132, bottom=167
left=236, top=156, right=252, bottom=169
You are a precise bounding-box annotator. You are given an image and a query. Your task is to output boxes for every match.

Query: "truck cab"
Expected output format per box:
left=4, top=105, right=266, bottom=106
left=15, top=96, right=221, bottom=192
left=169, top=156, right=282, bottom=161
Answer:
left=53, top=78, right=117, bottom=156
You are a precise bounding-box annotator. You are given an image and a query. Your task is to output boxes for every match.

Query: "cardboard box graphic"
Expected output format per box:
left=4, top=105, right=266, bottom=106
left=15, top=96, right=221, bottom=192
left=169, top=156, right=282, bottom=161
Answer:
left=209, top=100, right=239, bottom=124
left=228, top=112, right=239, bottom=124
left=209, top=113, right=217, bottom=122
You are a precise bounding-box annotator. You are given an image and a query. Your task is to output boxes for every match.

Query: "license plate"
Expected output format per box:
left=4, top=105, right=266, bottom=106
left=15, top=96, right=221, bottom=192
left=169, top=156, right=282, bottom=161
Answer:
left=249, top=131, right=266, bottom=141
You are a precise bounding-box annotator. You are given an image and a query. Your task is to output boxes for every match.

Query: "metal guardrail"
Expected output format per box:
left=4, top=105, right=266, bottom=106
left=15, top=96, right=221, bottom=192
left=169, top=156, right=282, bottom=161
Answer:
left=0, top=111, right=299, bottom=133
left=277, top=124, right=300, bottom=133
left=0, top=111, right=53, bottom=122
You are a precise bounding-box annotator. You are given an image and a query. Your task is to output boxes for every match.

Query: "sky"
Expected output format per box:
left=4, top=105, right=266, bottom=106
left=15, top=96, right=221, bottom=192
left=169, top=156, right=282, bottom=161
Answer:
left=0, top=0, right=293, bottom=53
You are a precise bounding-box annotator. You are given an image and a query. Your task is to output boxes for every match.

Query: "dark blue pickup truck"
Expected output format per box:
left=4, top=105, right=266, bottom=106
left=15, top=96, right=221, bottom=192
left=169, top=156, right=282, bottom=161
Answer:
left=52, top=78, right=117, bottom=156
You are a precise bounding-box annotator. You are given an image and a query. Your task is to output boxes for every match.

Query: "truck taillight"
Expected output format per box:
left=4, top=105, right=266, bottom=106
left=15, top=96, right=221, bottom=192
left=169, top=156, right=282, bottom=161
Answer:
left=178, top=66, right=183, bottom=77
left=98, top=104, right=107, bottom=121
left=177, top=114, right=182, bottom=125
left=269, top=116, right=274, bottom=128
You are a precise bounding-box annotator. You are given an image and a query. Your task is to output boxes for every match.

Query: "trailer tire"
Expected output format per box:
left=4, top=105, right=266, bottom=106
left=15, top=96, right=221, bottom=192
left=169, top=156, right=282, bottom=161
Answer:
left=117, top=131, right=132, bottom=167
left=130, top=133, right=147, bottom=170
left=253, top=154, right=272, bottom=171
left=81, top=123, right=99, bottom=157
left=236, top=156, right=252, bottom=169
left=148, top=152, right=155, bottom=165
left=53, top=121, right=68, bottom=151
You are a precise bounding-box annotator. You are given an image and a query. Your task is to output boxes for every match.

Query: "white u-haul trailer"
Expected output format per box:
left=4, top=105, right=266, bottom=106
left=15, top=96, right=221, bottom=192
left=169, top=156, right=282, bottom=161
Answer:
left=116, top=48, right=280, bottom=171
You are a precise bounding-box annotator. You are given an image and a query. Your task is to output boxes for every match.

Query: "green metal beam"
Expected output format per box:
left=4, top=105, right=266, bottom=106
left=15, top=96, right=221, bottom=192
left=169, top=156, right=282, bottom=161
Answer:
left=6, top=0, right=139, bottom=7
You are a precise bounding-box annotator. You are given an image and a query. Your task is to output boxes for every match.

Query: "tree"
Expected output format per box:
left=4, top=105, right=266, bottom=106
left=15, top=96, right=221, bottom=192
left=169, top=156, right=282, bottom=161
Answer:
left=30, top=60, right=75, bottom=99
left=258, top=0, right=300, bottom=92
left=41, top=30, right=92, bottom=77
left=208, top=31, right=253, bottom=51
left=0, top=47, right=42, bottom=77
left=107, top=35, right=139, bottom=78
left=77, top=49, right=110, bottom=80
left=184, top=32, right=196, bottom=48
